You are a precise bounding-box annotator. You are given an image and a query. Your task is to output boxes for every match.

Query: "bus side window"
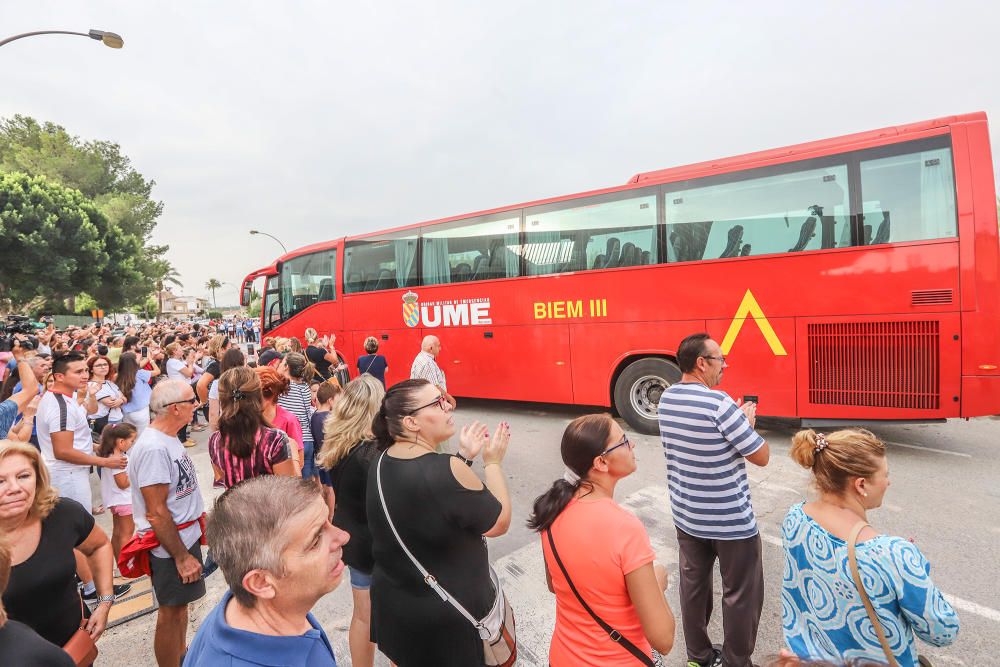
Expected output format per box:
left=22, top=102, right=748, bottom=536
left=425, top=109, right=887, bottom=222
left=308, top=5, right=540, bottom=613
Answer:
left=858, top=144, right=956, bottom=245
left=421, top=214, right=521, bottom=285
left=344, top=235, right=418, bottom=293
left=664, top=163, right=850, bottom=260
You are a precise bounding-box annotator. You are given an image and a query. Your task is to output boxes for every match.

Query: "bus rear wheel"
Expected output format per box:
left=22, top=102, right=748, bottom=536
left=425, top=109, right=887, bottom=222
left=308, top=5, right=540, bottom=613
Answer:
left=613, top=358, right=681, bottom=435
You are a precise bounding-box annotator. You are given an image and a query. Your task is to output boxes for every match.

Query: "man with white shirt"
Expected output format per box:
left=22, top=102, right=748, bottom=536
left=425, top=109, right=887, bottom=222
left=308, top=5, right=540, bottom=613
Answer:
left=410, top=335, right=456, bottom=408
left=129, top=379, right=206, bottom=667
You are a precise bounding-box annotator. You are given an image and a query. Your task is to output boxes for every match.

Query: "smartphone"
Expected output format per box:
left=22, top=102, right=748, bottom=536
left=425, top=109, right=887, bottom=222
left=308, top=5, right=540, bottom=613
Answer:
left=141, top=346, right=149, bottom=357
left=246, top=343, right=256, bottom=357
left=743, top=395, right=759, bottom=406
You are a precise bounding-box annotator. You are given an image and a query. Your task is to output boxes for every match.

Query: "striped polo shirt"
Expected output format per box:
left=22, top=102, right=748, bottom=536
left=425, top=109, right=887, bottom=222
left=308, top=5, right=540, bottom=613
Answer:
left=658, top=382, right=765, bottom=540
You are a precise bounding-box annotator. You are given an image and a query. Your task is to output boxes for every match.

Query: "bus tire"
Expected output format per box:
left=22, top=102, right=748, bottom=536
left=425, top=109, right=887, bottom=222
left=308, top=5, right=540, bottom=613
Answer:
left=613, top=358, right=681, bottom=435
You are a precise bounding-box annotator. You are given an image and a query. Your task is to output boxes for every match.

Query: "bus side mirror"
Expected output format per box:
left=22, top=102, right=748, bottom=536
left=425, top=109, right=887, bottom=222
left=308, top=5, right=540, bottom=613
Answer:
left=241, top=283, right=252, bottom=306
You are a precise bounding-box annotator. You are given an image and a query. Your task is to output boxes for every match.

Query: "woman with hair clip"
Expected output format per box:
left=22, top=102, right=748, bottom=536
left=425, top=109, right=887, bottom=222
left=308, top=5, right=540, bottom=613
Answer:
left=208, top=366, right=297, bottom=488
left=528, top=414, right=675, bottom=666
left=278, top=352, right=318, bottom=480
left=316, top=374, right=384, bottom=667
left=117, top=351, right=160, bottom=434
left=782, top=429, right=958, bottom=666
left=208, top=347, right=246, bottom=432
left=255, top=365, right=304, bottom=474
left=366, top=378, right=512, bottom=667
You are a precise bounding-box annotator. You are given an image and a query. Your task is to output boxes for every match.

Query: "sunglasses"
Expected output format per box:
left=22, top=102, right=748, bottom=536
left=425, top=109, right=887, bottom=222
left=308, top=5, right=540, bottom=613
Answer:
left=164, top=396, right=199, bottom=408
left=407, top=394, right=449, bottom=415
left=601, top=434, right=633, bottom=457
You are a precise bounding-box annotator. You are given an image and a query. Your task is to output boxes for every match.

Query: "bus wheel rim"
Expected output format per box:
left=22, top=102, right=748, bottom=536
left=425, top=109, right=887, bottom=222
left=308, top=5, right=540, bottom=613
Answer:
left=631, top=374, right=667, bottom=420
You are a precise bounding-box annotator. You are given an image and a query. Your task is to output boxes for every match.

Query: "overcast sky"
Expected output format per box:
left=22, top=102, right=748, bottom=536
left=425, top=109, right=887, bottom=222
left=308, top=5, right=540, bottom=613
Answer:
left=3, top=2, right=999, bottom=307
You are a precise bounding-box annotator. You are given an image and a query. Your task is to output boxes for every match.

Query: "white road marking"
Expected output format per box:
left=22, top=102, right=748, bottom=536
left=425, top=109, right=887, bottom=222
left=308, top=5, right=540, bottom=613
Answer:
left=943, top=594, right=1000, bottom=623
left=883, top=441, right=971, bottom=458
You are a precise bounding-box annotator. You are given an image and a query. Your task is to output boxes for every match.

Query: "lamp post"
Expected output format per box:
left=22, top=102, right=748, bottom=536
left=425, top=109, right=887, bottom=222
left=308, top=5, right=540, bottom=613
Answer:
left=0, top=29, right=124, bottom=49
left=249, top=230, right=288, bottom=254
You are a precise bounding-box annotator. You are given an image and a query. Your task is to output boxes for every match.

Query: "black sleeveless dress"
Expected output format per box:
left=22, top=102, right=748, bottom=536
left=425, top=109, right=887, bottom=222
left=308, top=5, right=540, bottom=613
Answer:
left=367, top=451, right=502, bottom=666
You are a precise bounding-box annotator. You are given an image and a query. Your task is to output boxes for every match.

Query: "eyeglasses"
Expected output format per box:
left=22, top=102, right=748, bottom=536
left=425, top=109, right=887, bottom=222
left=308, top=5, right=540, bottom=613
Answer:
left=407, top=394, right=449, bottom=415
left=164, top=396, right=199, bottom=408
left=601, top=434, right=633, bottom=457
left=701, top=355, right=727, bottom=364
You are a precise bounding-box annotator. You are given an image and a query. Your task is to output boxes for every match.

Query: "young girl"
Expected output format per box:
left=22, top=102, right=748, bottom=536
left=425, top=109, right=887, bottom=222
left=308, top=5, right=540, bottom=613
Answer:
left=98, top=422, right=138, bottom=564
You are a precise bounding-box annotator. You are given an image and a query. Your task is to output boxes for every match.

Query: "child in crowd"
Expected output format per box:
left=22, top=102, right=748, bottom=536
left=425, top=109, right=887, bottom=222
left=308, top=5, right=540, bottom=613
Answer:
left=97, top=422, right=138, bottom=565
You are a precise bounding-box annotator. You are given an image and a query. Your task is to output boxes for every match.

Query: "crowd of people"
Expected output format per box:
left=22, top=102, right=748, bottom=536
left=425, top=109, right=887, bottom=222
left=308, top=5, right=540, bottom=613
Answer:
left=0, top=321, right=960, bottom=667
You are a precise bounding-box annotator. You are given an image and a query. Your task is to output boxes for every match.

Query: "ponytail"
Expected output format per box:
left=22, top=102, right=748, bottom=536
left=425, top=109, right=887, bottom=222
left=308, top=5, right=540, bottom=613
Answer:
left=526, top=413, right=615, bottom=532
left=372, top=378, right=430, bottom=451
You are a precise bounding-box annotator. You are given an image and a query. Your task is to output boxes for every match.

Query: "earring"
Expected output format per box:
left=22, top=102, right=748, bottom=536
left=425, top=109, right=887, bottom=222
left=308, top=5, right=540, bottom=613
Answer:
left=862, top=492, right=868, bottom=497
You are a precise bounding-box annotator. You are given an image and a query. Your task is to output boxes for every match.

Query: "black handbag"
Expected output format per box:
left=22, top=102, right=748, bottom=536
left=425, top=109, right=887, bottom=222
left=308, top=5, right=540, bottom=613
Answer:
left=545, top=528, right=656, bottom=666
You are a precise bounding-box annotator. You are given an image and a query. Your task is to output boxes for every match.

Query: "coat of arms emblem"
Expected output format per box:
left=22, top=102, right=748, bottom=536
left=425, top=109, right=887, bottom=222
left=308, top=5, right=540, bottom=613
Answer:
left=402, top=291, right=419, bottom=328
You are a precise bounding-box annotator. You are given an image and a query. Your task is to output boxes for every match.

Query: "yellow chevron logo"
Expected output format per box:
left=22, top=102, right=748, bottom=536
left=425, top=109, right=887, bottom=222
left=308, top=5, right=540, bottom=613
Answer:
left=721, top=289, right=787, bottom=356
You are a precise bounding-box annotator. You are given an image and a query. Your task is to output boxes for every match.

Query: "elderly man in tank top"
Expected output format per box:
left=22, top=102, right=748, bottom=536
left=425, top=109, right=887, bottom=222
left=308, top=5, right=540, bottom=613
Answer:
left=657, top=333, right=770, bottom=667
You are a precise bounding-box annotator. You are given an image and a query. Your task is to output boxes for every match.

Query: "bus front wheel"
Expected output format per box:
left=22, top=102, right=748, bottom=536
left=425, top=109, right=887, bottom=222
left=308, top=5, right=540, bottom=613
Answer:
left=613, top=358, right=681, bottom=435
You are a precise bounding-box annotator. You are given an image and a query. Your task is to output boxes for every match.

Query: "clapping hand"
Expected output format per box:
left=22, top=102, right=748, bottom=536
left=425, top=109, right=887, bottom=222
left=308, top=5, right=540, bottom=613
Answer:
left=459, top=421, right=489, bottom=460
left=482, top=421, right=511, bottom=466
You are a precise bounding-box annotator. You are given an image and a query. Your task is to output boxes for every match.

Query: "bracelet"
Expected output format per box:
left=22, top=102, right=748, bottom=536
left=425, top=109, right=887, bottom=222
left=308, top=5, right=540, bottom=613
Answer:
left=455, top=454, right=474, bottom=467
left=484, top=461, right=502, bottom=467
left=96, top=594, right=116, bottom=606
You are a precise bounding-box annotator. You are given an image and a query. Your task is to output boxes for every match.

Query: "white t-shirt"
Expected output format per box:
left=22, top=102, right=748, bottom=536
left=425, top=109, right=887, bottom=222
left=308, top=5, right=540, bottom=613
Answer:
left=129, top=427, right=204, bottom=557
left=165, top=358, right=187, bottom=381
left=100, top=457, right=132, bottom=508
left=37, top=391, right=93, bottom=474
left=208, top=379, right=219, bottom=401
left=93, top=380, right=124, bottom=422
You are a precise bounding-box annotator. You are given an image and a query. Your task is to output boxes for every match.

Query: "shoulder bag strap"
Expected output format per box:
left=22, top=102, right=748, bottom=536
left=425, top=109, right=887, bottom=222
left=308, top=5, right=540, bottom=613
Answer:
left=362, top=354, right=377, bottom=375
left=848, top=521, right=899, bottom=667
left=375, top=451, right=483, bottom=629
left=545, top=528, right=654, bottom=666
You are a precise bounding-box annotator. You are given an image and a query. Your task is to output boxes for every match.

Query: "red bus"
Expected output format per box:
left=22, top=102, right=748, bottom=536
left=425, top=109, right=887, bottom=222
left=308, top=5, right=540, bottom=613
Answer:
left=241, top=112, right=1000, bottom=434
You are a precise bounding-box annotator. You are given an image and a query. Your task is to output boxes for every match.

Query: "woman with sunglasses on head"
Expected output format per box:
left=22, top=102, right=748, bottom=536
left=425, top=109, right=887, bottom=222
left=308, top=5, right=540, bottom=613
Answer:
left=86, top=355, right=125, bottom=434
left=528, top=414, right=675, bottom=666
left=366, top=378, right=511, bottom=667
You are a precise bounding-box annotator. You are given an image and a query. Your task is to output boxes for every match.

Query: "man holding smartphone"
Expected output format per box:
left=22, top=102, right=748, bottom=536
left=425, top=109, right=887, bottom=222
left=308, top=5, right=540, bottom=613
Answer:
left=657, top=333, right=770, bottom=667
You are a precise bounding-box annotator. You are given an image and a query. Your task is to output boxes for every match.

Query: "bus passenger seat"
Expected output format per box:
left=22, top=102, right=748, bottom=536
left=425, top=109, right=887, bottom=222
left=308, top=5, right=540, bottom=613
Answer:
left=372, top=269, right=395, bottom=291
left=346, top=272, right=364, bottom=291
left=471, top=254, right=489, bottom=280
left=719, top=225, right=745, bottom=258
left=604, top=238, right=621, bottom=268
left=863, top=224, right=873, bottom=245
left=788, top=218, right=817, bottom=252
left=592, top=254, right=606, bottom=269
left=640, top=250, right=651, bottom=265
left=619, top=242, right=636, bottom=267
left=453, top=263, right=471, bottom=282
left=740, top=243, right=751, bottom=257
left=872, top=211, right=891, bottom=245
left=317, top=278, right=333, bottom=301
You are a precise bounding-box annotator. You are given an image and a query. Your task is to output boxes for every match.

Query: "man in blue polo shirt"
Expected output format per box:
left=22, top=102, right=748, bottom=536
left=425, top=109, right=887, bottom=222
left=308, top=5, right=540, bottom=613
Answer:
left=185, top=475, right=348, bottom=666
left=658, top=333, right=770, bottom=667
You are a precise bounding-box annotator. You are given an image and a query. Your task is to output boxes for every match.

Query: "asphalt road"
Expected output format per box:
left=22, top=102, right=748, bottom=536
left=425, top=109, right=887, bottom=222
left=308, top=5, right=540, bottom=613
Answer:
left=95, top=400, right=999, bottom=666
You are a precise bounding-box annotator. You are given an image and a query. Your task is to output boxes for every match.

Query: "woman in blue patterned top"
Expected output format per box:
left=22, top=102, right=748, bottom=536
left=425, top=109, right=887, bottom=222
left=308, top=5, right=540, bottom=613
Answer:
left=781, top=428, right=958, bottom=666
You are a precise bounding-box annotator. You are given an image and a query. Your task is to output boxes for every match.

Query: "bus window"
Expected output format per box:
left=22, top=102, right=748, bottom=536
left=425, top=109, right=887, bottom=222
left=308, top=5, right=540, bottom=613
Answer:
left=421, top=214, right=521, bottom=285
left=344, top=233, right=418, bottom=293
left=859, top=143, right=956, bottom=245
left=523, top=191, right=658, bottom=275
left=263, top=280, right=282, bottom=331
left=278, top=249, right=337, bottom=321
left=664, top=163, right=850, bottom=261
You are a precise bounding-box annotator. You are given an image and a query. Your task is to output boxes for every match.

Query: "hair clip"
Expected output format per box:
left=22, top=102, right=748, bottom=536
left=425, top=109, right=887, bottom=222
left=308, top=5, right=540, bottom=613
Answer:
left=814, top=433, right=829, bottom=453
left=232, top=389, right=246, bottom=402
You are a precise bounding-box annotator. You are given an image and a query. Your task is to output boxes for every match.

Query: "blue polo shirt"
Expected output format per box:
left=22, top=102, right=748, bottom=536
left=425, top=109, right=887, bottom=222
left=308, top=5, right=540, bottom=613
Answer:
left=184, top=590, right=337, bottom=667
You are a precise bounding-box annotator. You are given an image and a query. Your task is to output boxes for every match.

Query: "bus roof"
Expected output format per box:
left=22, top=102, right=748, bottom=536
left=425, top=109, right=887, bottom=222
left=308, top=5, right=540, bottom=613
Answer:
left=266, top=111, right=987, bottom=263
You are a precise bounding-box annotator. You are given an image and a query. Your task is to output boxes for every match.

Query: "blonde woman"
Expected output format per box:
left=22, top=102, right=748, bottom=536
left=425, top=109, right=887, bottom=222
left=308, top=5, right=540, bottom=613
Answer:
left=304, top=327, right=340, bottom=380
left=317, top=374, right=385, bottom=667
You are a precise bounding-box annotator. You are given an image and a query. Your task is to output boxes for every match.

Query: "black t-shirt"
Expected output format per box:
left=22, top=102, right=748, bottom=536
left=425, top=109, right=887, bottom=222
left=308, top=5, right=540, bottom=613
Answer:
left=204, top=359, right=221, bottom=380
left=0, top=619, right=75, bottom=666
left=356, top=354, right=388, bottom=386
left=306, top=345, right=331, bottom=379
left=329, top=440, right=378, bottom=573
left=4, top=499, right=95, bottom=646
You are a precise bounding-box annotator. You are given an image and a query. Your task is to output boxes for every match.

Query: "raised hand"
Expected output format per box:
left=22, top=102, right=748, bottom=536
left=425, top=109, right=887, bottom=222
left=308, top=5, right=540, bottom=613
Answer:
left=459, top=421, right=489, bottom=460
left=483, top=421, right=511, bottom=466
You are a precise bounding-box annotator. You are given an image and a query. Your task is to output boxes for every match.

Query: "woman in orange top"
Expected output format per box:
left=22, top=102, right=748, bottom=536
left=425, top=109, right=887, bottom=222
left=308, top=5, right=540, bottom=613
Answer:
left=528, top=414, right=675, bottom=666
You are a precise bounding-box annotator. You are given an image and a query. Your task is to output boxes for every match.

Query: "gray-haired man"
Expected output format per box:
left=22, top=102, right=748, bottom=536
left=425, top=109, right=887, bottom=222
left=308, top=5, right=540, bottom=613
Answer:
left=184, top=475, right=348, bottom=666
left=129, top=379, right=205, bottom=667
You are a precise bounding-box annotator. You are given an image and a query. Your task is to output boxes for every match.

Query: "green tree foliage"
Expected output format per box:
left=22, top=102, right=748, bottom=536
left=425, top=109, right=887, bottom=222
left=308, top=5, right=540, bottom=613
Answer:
left=205, top=278, right=222, bottom=308
left=0, top=172, right=112, bottom=306
left=0, top=115, right=173, bottom=310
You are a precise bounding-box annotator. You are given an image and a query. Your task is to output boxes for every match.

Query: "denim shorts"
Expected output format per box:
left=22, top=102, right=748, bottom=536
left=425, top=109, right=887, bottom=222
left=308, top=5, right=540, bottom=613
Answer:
left=349, top=567, right=372, bottom=590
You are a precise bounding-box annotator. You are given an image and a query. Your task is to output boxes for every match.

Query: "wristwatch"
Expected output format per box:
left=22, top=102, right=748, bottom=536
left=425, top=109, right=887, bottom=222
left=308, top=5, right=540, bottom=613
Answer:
left=455, top=453, right=474, bottom=467
left=96, top=594, right=116, bottom=606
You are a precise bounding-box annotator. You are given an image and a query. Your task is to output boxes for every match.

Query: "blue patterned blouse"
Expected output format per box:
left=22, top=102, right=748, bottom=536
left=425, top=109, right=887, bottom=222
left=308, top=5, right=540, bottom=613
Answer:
left=782, top=503, right=959, bottom=666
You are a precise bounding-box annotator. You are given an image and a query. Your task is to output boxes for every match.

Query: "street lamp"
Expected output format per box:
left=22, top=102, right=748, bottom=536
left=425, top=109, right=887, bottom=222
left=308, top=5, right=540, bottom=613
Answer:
left=0, top=28, right=124, bottom=49
left=249, top=230, right=288, bottom=254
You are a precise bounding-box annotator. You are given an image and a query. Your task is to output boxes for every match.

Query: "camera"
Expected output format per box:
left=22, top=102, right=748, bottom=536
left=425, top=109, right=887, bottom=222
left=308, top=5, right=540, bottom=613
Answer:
left=0, top=315, right=43, bottom=352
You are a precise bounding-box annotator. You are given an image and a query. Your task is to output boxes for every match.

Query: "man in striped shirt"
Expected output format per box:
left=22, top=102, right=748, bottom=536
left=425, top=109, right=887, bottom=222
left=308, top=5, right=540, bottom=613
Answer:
left=658, top=333, right=770, bottom=667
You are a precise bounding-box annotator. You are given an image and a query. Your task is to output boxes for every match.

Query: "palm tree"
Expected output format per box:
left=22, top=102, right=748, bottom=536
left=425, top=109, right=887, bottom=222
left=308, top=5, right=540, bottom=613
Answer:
left=155, top=266, right=183, bottom=321
left=205, top=278, right=222, bottom=308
